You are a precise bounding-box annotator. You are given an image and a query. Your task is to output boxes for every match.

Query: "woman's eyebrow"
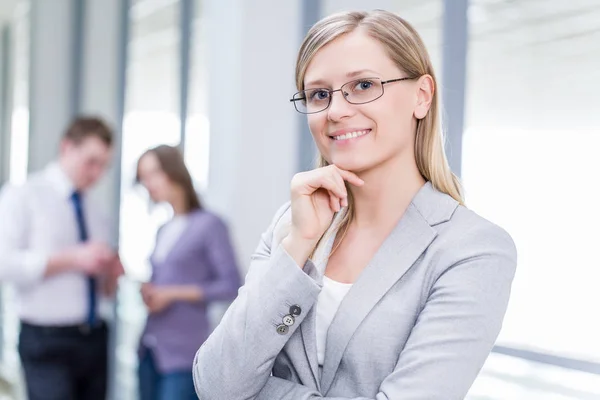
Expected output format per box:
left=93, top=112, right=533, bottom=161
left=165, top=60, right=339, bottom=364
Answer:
left=305, top=69, right=381, bottom=87
left=346, top=69, right=380, bottom=78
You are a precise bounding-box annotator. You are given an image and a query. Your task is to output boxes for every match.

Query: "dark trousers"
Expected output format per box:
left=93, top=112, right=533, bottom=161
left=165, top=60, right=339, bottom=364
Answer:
left=138, top=347, right=196, bottom=400
left=18, top=321, right=109, bottom=400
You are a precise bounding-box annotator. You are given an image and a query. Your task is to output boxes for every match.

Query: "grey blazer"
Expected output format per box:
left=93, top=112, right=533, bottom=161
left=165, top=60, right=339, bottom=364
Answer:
left=193, top=182, right=517, bottom=399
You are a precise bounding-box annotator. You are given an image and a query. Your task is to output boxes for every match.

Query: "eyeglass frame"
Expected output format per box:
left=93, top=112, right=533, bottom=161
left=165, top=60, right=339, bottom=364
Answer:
left=289, top=77, right=415, bottom=114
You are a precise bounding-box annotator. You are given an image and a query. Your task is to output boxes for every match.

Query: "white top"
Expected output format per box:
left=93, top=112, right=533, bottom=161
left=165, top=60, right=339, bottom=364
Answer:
left=0, top=163, right=113, bottom=325
left=152, top=215, right=189, bottom=263
left=143, top=214, right=190, bottom=347
left=315, top=275, right=353, bottom=366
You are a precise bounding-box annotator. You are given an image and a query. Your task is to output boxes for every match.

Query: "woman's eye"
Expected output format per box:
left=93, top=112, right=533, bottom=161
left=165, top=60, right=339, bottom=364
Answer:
left=355, top=80, right=373, bottom=90
left=310, top=90, right=330, bottom=101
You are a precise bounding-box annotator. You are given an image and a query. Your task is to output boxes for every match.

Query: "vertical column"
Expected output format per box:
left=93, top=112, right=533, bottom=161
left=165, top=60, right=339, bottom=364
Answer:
left=71, top=0, right=85, bottom=116
left=80, top=1, right=129, bottom=399
left=204, top=0, right=302, bottom=268
left=27, top=0, right=75, bottom=171
left=442, top=0, right=469, bottom=178
left=0, top=23, right=11, bottom=362
left=0, top=25, right=10, bottom=185
left=178, top=0, right=193, bottom=152
left=296, top=0, right=320, bottom=172
left=80, top=0, right=128, bottom=224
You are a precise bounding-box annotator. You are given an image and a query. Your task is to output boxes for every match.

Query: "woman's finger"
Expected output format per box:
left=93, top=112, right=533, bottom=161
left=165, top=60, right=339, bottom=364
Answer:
left=341, top=195, right=348, bottom=208
left=330, top=170, right=349, bottom=208
left=327, top=173, right=347, bottom=200
left=329, top=192, right=340, bottom=212
left=334, top=167, right=364, bottom=187
left=309, top=174, right=346, bottom=200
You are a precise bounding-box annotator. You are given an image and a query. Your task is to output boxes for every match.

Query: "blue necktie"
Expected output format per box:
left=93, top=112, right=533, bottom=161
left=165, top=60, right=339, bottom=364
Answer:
left=70, top=191, right=97, bottom=327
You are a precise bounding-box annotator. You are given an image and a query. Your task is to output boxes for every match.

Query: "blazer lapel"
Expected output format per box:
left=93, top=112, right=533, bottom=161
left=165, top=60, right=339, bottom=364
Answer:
left=320, top=183, right=452, bottom=394
left=299, top=210, right=346, bottom=391
left=299, top=306, right=320, bottom=389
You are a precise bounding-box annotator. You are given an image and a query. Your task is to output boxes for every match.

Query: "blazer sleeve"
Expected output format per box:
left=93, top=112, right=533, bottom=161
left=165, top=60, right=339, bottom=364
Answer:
left=193, top=203, right=322, bottom=400
left=252, top=222, right=517, bottom=400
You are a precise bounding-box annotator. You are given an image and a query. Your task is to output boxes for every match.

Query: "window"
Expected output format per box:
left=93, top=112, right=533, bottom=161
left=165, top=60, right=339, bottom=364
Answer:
left=184, top=0, right=210, bottom=193
left=115, top=1, right=181, bottom=397
left=464, top=1, right=600, bottom=397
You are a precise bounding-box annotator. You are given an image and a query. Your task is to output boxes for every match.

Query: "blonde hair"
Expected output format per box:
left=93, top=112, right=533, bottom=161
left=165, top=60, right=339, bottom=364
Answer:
left=296, top=10, right=464, bottom=254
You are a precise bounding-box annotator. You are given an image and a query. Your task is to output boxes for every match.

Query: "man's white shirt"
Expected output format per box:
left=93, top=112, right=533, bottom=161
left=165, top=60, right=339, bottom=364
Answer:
left=0, top=163, right=114, bottom=325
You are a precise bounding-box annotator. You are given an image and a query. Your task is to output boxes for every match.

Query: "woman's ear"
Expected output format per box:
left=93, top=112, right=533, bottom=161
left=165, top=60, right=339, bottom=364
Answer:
left=414, top=75, right=434, bottom=120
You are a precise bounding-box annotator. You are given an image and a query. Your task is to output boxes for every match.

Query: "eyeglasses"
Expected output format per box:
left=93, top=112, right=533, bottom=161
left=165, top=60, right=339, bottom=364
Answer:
left=290, top=77, right=414, bottom=114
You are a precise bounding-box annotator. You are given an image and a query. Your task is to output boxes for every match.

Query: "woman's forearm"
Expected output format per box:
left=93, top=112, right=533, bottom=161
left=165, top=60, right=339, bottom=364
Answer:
left=165, top=285, right=204, bottom=303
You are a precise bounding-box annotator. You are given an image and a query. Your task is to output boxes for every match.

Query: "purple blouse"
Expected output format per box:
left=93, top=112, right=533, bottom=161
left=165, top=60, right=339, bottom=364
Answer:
left=140, top=210, right=241, bottom=373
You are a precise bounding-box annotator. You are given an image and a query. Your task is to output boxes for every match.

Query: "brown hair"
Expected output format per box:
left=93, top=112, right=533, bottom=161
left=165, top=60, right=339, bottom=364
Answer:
left=136, top=145, right=201, bottom=212
left=63, top=116, right=113, bottom=146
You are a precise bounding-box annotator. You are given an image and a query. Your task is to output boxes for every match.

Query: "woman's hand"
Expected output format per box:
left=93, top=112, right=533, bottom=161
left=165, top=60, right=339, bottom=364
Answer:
left=283, top=165, right=363, bottom=266
left=141, top=283, right=174, bottom=313
left=141, top=283, right=203, bottom=314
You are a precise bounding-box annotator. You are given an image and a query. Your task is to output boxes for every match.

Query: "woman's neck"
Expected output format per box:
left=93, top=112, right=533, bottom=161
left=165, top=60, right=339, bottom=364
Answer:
left=169, top=188, right=188, bottom=216
left=350, top=154, right=426, bottom=230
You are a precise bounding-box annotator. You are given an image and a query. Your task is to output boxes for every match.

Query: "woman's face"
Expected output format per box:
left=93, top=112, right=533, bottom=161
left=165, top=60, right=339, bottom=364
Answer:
left=302, top=29, right=433, bottom=173
left=137, top=152, right=173, bottom=203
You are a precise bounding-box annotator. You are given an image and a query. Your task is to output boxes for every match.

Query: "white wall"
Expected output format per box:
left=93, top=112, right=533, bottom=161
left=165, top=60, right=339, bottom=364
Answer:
left=204, top=0, right=302, bottom=269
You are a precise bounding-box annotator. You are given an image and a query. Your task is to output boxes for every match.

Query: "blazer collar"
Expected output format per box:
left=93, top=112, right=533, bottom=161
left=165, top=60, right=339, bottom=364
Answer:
left=317, top=181, right=458, bottom=393
left=411, top=181, right=459, bottom=226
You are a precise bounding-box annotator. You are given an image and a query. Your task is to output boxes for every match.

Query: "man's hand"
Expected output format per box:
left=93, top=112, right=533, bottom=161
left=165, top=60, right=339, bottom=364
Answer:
left=99, top=253, right=125, bottom=297
left=46, top=242, right=116, bottom=278
left=71, top=242, right=116, bottom=275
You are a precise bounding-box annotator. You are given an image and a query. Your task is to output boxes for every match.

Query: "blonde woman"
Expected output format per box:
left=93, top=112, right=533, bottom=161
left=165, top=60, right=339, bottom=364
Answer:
left=193, top=10, right=517, bottom=400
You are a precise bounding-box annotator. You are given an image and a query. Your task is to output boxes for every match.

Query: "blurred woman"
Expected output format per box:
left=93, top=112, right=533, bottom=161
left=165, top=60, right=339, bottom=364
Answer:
left=135, top=145, right=240, bottom=400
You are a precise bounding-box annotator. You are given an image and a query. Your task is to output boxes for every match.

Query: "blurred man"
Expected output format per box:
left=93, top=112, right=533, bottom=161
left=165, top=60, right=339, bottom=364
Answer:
left=0, top=117, right=124, bottom=400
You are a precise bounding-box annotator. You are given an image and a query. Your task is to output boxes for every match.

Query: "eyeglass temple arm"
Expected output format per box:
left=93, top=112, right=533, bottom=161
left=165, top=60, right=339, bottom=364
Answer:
left=381, top=77, right=413, bottom=85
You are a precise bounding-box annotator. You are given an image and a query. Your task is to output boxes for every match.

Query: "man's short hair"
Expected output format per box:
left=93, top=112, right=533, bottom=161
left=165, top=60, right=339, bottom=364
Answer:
left=63, top=116, right=113, bottom=147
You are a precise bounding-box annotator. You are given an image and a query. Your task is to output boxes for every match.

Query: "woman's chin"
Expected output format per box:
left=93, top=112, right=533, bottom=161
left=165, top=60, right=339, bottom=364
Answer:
left=329, top=158, right=372, bottom=174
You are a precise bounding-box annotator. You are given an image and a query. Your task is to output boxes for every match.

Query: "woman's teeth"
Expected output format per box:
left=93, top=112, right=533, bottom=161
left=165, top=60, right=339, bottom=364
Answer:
left=332, top=130, right=370, bottom=141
